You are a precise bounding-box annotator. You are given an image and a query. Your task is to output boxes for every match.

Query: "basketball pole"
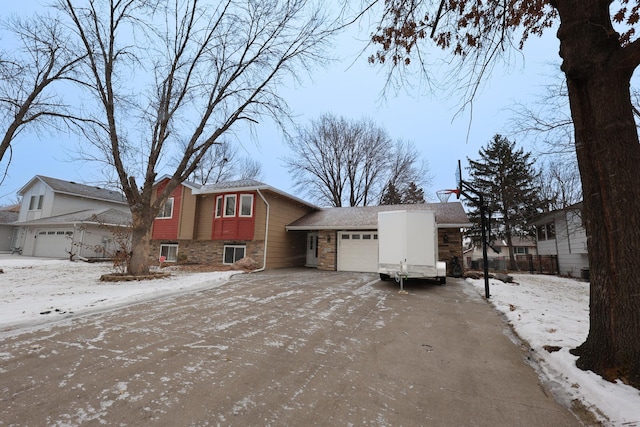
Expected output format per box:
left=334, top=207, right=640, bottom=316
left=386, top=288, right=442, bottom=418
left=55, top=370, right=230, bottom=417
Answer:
left=455, top=160, right=491, bottom=299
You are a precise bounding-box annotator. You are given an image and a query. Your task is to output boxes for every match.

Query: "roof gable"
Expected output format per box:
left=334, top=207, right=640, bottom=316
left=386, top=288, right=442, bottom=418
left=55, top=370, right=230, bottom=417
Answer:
left=195, top=179, right=317, bottom=209
left=154, top=175, right=202, bottom=191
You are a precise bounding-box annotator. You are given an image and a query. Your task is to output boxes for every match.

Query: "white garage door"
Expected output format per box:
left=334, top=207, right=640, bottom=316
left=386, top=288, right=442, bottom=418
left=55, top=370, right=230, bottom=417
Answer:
left=33, top=229, right=74, bottom=258
left=337, top=231, right=379, bottom=272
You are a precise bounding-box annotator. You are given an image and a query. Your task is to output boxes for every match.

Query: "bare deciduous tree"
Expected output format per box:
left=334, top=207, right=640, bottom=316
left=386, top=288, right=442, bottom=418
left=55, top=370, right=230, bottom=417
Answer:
left=57, top=0, right=336, bottom=275
left=284, top=113, right=429, bottom=207
left=185, top=141, right=262, bottom=185
left=382, top=139, right=432, bottom=203
left=0, top=14, right=84, bottom=182
left=538, top=159, right=582, bottom=211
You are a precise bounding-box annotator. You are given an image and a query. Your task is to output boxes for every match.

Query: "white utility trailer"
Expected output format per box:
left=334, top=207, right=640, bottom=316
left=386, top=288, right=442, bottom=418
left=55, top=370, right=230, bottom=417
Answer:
left=377, top=210, right=447, bottom=285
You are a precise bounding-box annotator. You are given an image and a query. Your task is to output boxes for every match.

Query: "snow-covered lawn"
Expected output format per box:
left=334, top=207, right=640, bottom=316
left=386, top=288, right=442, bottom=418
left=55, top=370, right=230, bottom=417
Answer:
left=0, top=256, right=638, bottom=425
left=467, top=274, right=640, bottom=426
left=0, top=256, right=239, bottom=331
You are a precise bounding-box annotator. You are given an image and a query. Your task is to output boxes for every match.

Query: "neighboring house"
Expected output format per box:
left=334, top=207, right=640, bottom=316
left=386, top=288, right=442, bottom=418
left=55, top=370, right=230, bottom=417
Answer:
left=0, top=205, right=19, bottom=252
left=10, top=176, right=132, bottom=259
left=150, top=176, right=470, bottom=275
left=534, top=202, right=589, bottom=278
left=150, top=177, right=317, bottom=270
left=464, top=236, right=538, bottom=269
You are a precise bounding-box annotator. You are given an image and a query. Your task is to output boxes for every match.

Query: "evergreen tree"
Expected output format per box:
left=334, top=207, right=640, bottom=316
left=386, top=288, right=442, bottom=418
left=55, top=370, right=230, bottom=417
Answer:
left=380, top=181, right=402, bottom=205
left=466, top=135, right=547, bottom=270
left=402, top=181, right=425, bottom=204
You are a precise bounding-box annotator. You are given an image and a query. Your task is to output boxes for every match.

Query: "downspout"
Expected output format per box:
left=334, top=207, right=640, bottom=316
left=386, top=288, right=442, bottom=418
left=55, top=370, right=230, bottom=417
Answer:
left=252, top=188, right=269, bottom=273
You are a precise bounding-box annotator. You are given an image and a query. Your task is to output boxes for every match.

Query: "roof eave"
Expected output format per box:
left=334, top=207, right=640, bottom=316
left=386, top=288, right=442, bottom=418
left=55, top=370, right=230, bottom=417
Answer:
left=196, top=184, right=318, bottom=210
left=287, top=222, right=472, bottom=231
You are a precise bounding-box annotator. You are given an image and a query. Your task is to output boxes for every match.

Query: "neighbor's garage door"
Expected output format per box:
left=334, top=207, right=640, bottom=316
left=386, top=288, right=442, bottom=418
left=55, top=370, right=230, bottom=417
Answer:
left=337, top=231, right=379, bottom=272
left=33, top=229, right=74, bottom=258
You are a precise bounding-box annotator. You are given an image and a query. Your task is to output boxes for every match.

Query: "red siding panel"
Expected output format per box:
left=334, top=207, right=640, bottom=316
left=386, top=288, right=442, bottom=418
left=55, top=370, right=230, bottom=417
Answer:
left=152, top=181, right=182, bottom=240
left=211, top=191, right=255, bottom=241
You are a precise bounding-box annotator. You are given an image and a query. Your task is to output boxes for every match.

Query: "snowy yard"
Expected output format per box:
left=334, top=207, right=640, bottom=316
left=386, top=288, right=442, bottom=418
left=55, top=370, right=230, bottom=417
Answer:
left=0, top=256, right=639, bottom=425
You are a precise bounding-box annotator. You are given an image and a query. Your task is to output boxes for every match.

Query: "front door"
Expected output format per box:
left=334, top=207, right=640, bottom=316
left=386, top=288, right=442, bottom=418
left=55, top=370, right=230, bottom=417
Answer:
left=306, top=232, right=318, bottom=267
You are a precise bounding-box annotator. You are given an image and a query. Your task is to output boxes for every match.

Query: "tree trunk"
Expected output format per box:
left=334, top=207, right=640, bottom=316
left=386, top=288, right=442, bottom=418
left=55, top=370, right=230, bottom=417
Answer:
left=128, top=208, right=153, bottom=276
left=556, top=1, right=640, bottom=387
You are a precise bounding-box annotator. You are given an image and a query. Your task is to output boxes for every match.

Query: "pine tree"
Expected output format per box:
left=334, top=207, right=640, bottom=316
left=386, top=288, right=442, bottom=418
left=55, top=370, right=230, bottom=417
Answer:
left=466, top=134, right=547, bottom=270
left=380, top=181, right=402, bottom=205
left=402, top=181, right=425, bottom=204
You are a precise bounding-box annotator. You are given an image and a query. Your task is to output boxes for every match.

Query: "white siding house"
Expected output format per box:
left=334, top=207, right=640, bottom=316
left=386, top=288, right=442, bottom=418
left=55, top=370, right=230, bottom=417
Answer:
left=10, top=176, right=131, bottom=259
left=535, top=203, right=589, bottom=279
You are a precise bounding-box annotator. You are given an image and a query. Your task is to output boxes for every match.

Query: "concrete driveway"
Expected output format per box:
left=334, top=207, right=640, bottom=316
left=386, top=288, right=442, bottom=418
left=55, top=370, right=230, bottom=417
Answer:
left=0, top=269, right=580, bottom=426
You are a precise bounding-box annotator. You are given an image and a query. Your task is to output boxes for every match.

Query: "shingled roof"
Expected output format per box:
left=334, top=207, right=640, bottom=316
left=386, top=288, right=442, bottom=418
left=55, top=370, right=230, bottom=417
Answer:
left=17, top=208, right=132, bottom=226
left=0, top=209, right=18, bottom=225
left=286, top=202, right=470, bottom=230
left=19, top=176, right=127, bottom=204
left=194, top=179, right=318, bottom=209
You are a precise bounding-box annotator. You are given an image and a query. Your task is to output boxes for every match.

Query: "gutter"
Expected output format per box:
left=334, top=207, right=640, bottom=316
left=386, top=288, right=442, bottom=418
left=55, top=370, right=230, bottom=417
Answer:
left=252, top=188, right=269, bottom=273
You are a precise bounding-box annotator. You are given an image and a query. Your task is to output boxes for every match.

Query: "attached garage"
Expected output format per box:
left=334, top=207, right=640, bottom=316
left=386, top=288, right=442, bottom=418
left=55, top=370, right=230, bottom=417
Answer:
left=337, top=231, right=378, bottom=273
left=33, top=229, right=74, bottom=258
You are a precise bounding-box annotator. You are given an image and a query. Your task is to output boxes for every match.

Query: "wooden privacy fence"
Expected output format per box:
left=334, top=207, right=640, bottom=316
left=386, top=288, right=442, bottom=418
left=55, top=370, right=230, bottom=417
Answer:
left=468, top=255, right=559, bottom=274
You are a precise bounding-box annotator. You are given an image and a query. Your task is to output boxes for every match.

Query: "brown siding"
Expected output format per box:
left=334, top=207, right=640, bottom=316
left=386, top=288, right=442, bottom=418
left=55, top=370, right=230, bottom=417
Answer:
left=178, top=186, right=197, bottom=240
left=256, top=191, right=314, bottom=269
left=194, top=195, right=214, bottom=240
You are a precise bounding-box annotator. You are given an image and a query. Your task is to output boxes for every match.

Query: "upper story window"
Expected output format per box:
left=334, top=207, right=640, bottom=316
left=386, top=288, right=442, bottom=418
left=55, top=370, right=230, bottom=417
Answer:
left=224, top=194, right=236, bottom=217
left=239, top=194, right=253, bottom=217
left=537, top=222, right=556, bottom=241
left=215, top=195, right=223, bottom=218
left=215, top=193, right=254, bottom=218
left=29, top=195, right=44, bottom=211
left=157, top=197, right=174, bottom=219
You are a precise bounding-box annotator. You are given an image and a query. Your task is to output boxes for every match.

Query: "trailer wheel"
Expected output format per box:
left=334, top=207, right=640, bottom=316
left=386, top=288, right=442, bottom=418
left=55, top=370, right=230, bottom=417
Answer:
left=380, top=273, right=390, bottom=281
left=439, top=276, right=446, bottom=285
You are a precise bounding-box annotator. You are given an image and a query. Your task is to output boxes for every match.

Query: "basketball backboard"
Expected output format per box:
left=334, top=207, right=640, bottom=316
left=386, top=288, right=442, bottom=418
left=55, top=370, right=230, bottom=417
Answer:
left=455, top=159, right=462, bottom=199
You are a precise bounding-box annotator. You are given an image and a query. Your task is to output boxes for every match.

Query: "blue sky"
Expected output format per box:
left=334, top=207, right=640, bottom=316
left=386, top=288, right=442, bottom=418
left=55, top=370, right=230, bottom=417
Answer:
left=0, top=1, right=562, bottom=206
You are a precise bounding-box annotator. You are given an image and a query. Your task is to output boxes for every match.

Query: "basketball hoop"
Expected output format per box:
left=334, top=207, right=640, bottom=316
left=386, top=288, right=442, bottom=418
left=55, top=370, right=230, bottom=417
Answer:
left=436, top=189, right=459, bottom=203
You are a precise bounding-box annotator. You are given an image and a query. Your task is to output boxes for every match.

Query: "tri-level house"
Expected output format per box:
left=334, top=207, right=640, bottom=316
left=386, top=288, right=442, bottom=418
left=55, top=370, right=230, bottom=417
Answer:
left=9, top=176, right=131, bottom=258
left=151, top=177, right=470, bottom=274
left=150, top=177, right=316, bottom=269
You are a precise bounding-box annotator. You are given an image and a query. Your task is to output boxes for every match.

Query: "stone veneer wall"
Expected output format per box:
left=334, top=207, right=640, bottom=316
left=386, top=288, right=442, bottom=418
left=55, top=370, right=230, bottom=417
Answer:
left=437, top=228, right=463, bottom=275
left=316, top=230, right=336, bottom=271
left=150, top=239, right=265, bottom=269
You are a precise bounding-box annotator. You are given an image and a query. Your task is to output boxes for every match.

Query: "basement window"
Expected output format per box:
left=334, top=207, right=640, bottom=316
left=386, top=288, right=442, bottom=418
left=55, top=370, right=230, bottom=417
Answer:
left=223, top=245, right=246, bottom=264
left=160, top=244, right=178, bottom=262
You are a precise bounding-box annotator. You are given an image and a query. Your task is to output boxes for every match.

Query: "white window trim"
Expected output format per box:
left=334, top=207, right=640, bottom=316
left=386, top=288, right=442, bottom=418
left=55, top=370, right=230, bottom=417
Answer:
left=29, top=195, right=44, bottom=211
left=223, top=244, right=246, bottom=265
left=215, top=195, right=223, bottom=218
left=224, top=194, right=236, bottom=217
left=239, top=194, right=254, bottom=217
left=160, top=244, right=178, bottom=262
left=157, top=197, right=174, bottom=219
